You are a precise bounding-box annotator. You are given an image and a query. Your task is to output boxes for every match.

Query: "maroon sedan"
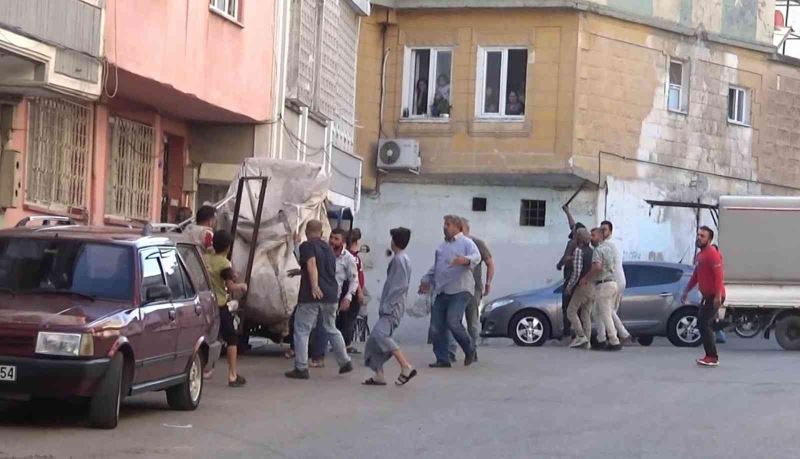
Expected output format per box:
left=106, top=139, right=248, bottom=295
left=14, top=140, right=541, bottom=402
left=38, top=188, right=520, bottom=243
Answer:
left=0, top=223, right=221, bottom=428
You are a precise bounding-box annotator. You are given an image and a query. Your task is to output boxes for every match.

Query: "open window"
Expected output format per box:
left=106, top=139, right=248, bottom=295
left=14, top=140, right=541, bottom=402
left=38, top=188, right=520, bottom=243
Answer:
left=667, top=58, right=689, bottom=113
left=476, top=47, right=528, bottom=118
left=402, top=48, right=453, bottom=119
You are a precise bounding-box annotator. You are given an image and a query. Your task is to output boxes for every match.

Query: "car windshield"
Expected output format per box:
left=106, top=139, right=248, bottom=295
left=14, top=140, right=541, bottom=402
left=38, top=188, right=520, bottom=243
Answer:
left=0, top=238, right=133, bottom=301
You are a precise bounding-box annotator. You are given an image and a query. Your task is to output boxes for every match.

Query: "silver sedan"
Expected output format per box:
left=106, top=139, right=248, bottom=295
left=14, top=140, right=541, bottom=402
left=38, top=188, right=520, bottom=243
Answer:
left=480, top=261, right=703, bottom=347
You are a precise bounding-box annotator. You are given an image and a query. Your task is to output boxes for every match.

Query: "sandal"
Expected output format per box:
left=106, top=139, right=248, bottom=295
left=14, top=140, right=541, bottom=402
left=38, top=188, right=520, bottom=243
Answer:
left=395, top=369, right=418, bottom=386
left=362, top=377, right=387, bottom=386
left=228, top=375, right=247, bottom=387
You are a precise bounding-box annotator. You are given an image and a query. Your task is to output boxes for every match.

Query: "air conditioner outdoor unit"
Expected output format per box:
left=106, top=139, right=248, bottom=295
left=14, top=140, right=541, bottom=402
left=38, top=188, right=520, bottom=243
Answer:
left=377, top=138, right=421, bottom=173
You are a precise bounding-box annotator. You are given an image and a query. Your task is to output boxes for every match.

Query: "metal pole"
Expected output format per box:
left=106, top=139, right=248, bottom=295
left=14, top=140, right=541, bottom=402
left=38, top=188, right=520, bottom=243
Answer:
left=244, top=178, right=269, bottom=288
left=227, top=178, right=246, bottom=262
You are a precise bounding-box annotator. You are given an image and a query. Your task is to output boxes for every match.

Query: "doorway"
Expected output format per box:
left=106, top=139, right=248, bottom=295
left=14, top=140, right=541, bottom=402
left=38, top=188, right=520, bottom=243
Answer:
left=161, top=134, right=186, bottom=223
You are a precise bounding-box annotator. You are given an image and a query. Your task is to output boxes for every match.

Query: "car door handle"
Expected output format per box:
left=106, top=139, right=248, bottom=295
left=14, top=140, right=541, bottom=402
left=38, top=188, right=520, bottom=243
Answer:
left=194, top=304, right=203, bottom=316
left=168, top=308, right=177, bottom=321
left=658, top=292, right=673, bottom=297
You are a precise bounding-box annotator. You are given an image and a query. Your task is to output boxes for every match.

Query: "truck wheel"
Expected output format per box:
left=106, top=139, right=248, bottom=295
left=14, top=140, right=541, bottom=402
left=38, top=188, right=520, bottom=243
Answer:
left=775, top=314, right=800, bottom=351
left=167, top=353, right=204, bottom=410
left=667, top=308, right=702, bottom=347
left=88, top=353, right=124, bottom=429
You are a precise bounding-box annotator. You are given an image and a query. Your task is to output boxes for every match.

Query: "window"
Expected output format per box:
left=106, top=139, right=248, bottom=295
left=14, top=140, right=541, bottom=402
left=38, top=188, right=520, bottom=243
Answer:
left=210, top=0, right=239, bottom=20
left=106, top=117, right=156, bottom=221
left=477, top=48, right=528, bottom=117
left=178, top=245, right=211, bottom=292
left=402, top=48, right=453, bottom=118
left=26, top=98, right=91, bottom=211
left=161, top=250, right=189, bottom=300
left=623, top=265, right=683, bottom=288
left=472, top=197, right=487, bottom=212
left=728, top=86, right=750, bottom=125
left=140, top=250, right=166, bottom=301
left=667, top=59, right=689, bottom=113
left=519, top=200, right=546, bottom=227
left=0, top=239, right=133, bottom=301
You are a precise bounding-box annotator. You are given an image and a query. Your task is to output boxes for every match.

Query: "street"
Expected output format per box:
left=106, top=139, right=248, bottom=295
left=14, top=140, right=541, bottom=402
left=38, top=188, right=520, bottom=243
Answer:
left=1, top=333, right=798, bottom=459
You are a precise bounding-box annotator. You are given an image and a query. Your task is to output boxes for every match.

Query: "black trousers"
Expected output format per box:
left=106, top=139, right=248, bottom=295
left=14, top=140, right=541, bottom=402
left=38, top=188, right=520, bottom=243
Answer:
left=337, top=295, right=360, bottom=347
left=697, top=296, right=718, bottom=358
left=561, top=278, right=573, bottom=337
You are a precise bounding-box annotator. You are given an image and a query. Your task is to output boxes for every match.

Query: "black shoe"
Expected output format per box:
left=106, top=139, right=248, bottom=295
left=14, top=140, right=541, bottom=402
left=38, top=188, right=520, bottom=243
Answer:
left=285, top=368, right=310, bottom=380
left=449, top=352, right=457, bottom=363
left=428, top=361, right=452, bottom=368
left=339, top=361, right=354, bottom=374
left=464, top=350, right=478, bottom=367
left=592, top=342, right=608, bottom=351
left=606, top=344, right=623, bottom=351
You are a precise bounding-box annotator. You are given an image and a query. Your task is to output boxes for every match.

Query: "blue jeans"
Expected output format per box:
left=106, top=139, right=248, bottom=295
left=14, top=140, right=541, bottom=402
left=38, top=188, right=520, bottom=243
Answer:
left=293, top=302, right=351, bottom=371
left=431, top=292, right=474, bottom=363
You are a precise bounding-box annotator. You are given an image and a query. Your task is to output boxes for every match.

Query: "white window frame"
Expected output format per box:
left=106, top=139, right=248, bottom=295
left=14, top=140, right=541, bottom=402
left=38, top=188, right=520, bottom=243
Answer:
left=727, top=85, right=751, bottom=126
left=209, top=0, right=240, bottom=22
left=400, top=47, right=454, bottom=120
left=475, top=46, right=528, bottom=120
left=666, top=58, right=689, bottom=114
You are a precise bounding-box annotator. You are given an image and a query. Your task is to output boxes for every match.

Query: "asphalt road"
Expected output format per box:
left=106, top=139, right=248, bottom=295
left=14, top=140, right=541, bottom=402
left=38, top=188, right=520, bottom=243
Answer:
left=1, top=335, right=798, bottom=459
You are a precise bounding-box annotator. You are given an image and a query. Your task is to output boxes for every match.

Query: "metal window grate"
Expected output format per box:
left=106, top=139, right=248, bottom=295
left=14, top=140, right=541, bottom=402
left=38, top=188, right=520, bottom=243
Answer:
left=26, top=98, right=91, bottom=211
left=105, top=117, right=155, bottom=221
left=520, top=200, right=546, bottom=227
left=333, top=4, right=358, bottom=153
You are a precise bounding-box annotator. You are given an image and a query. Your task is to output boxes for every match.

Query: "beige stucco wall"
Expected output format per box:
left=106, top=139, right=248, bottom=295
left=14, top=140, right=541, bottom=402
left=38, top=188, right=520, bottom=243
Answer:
left=355, top=7, right=579, bottom=190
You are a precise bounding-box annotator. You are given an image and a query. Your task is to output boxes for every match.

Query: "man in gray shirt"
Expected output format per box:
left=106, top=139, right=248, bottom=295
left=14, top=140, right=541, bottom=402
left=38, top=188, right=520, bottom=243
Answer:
left=419, top=215, right=482, bottom=368
left=462, top=218, right=494, bottom=348
left=363, top=227, right=417, bottom=386
left=582, top=227, right=622, bottom=351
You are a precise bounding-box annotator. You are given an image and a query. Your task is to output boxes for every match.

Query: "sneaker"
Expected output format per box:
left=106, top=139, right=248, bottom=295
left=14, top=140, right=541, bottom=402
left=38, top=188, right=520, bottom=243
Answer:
left=285, top=368, right=310, bottom=380
left=339, top=361, right=354, bottom=374
left=696, top=356, right=719, bottom=367
left=428, top=361, right=452, bottom=368
left=592, top=341, right=608, bottom=351
left=569, top=336, right=589, bottom=348
left=464, top=350, right=477, bottom=366
left=606, top=344, right=623, bottom=351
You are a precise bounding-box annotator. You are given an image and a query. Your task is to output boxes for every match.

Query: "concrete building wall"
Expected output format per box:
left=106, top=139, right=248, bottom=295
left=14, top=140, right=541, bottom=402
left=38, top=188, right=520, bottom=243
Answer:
left=355, top=8, right=579, bottom=190
left=104, top=0, right=275, bottom=121
left=357, top=182, right=597, bottom=302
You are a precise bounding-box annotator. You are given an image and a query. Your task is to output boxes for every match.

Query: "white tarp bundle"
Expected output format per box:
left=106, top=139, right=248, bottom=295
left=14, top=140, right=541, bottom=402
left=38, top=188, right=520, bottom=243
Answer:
left=219, top=158, right=331, bottom=336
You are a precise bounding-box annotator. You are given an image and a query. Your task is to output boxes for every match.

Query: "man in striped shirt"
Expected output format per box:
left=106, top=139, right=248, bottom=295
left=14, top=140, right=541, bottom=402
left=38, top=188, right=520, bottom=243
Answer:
left=565, top=228, right=594, bottom=348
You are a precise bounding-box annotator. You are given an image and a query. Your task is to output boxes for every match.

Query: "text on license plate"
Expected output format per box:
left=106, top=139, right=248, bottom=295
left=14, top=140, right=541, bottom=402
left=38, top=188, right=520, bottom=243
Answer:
left=0, top=365, right=16, bottom=382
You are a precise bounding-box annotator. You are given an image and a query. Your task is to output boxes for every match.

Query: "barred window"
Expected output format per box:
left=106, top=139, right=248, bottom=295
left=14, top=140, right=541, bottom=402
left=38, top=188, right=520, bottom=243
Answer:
left=520, top=200, right=546, bottom=227
left=26, top=98, right=91, bottom=211
left=105, top=117, right=155, bottom=221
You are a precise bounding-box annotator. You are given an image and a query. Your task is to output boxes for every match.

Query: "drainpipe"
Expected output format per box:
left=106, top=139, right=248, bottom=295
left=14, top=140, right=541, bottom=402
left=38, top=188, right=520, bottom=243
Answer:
left=300, top=106, right=309, bottom=162
left=271, top=0, right=291, bottom=159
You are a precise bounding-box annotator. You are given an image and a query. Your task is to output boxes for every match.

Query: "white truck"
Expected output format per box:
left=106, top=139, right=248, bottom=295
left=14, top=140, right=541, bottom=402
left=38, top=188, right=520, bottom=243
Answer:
left=718, top=195, right=800, bottom=350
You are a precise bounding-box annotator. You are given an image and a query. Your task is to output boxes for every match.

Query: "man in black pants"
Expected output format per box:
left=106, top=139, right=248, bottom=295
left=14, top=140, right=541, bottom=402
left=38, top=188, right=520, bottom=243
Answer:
left=681, top=226, right=726, bottom=367
left=556, top=204, right=585, bottom=342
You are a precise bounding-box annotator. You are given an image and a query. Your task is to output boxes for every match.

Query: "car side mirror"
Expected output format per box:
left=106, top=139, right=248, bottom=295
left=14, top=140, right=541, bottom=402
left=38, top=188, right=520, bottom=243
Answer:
left=145, top=285, right=172, bottom=303
left=360, top=245, right=371, bottom=254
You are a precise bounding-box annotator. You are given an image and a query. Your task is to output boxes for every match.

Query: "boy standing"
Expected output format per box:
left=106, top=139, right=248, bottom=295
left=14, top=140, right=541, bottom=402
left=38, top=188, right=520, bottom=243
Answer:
left=363, top=227, right=417, bottom=386
left=207, top=230, right=248, bottom=387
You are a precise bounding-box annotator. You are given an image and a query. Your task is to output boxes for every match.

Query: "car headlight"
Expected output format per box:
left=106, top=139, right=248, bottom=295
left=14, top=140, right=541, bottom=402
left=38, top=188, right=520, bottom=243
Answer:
left=36, top=332, right=94, bottom=357
left=484, top=299, right=514, bottom=313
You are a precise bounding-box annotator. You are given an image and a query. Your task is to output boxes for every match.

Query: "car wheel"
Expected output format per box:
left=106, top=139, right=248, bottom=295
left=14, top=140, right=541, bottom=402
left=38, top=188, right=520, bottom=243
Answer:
left=775, top=314, right=800, bottom=351
left=667, top=308, right=702, bottom=347
left=509, top=310, right=550, bottom=347
left=88, top=353, right=124, bottom=429
left=167, top=353, right=204, bottom=411
left=636, top=335, right=654, bottom=346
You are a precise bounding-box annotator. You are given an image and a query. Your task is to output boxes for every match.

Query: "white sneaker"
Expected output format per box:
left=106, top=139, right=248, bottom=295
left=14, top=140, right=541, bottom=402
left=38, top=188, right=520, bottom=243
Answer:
left=569, top=336, right=589, bottom=348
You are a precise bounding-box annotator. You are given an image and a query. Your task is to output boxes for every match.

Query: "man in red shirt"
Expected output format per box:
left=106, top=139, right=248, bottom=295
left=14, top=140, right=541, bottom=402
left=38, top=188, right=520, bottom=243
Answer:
left=681, top=226, right=725, bottom=367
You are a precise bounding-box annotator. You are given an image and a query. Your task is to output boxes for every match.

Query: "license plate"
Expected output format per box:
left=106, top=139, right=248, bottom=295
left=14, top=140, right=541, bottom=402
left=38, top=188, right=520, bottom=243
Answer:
left=0, top=365, right=16, bottom=382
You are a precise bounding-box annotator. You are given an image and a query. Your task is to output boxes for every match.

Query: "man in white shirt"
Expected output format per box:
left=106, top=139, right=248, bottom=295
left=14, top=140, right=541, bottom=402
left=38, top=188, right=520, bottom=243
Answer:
left=595, top=220, right=633, bottom=347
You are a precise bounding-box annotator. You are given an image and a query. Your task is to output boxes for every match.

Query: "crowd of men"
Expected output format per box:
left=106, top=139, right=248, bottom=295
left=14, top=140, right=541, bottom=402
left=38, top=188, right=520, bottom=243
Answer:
left=557, top=205, right=727, bottom=366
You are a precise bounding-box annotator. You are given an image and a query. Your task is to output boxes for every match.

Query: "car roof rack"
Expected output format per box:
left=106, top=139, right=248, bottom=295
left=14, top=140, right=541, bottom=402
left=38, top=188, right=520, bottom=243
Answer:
left=142, top=223, right=182, bottom=236
left=15, top=216, right=78, bottom=228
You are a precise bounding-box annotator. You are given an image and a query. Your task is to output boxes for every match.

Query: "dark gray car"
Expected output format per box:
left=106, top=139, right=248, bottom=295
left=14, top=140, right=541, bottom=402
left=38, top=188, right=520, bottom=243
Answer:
left=480, top=261, right=703, bottom=347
